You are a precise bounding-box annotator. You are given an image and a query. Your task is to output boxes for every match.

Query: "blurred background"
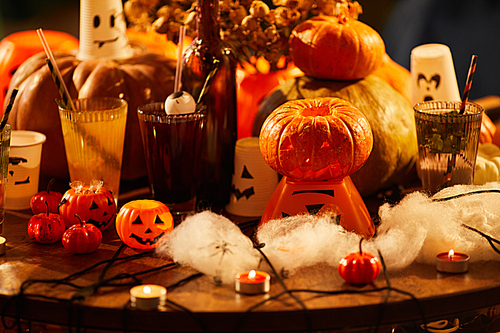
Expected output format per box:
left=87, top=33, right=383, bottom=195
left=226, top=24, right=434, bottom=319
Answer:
left=0, top=0, right=498, bottom=100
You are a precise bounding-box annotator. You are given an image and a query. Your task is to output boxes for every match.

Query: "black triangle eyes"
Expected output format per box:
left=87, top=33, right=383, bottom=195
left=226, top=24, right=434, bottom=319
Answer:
left=241, top=166, right=253, bottom=179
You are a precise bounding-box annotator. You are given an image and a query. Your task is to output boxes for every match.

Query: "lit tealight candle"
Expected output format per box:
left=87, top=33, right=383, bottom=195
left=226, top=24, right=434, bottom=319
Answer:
left=0, top=236, right=5, bottom=255
left=235, top=270, right=271, bottom=295
left=130, top=284, right=167, bottom=310
left=436, top=249, right=470, bottom=274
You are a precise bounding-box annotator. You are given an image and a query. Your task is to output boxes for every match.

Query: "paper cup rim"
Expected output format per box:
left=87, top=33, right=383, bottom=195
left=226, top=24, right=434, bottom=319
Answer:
left=11, top=130, right=46, bottom=147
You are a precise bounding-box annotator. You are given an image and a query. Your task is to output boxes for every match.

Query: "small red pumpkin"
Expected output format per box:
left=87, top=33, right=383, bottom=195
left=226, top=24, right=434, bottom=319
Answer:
left=288, top=14, right=385, bottom=81
left=62, top=214, right=102, bottom=254
left=259, top=97, right=373, bottom=181
left=28, top=201, right=65, bottom=244
left=338, top=238, right=381, bottom=285
left=30, top=178, right=63, bottom=215
left=115, top=200, right=173, bottom=250
left=58, top=180, right=116, bottom=231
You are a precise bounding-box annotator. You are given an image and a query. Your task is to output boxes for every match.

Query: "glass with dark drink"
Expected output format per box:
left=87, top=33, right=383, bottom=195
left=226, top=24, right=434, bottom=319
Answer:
left=138, top=102, right=204, bottom=218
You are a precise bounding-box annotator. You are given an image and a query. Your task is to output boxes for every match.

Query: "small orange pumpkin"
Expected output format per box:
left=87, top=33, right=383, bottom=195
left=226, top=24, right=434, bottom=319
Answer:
left=62, top=214, right=103, bottom=254
left=288, top=14, right=385, bottom=81
left=58, top=180, right=117, bottom=231
left=259, top=97, right=373, bottom=181
left=115, top=200, right=173, bottom=250
left=338, top=238, right=381, bottom=285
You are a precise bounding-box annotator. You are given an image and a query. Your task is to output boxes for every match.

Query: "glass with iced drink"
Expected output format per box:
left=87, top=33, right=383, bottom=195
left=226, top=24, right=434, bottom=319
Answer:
left=414, top=101, right=483, bottom=194
left=137, top=92, right=204, bottom=218
left=58, top=98, right=127, bottom=202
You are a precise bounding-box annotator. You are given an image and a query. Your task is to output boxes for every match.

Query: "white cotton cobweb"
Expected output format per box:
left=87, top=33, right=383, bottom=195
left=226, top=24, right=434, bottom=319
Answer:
left=156, top=211, right=261, bottom=284
left=158, top=182, right=500, bottom=281
left=256, top=214, right=361, bottom=276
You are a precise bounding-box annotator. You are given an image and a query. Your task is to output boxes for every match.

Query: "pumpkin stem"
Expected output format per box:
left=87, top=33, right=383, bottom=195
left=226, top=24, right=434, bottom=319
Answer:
left=44, top=201, right=50, bottom=217
left=46, top=178, right=56, bottom=193
left=359, top=237, right=364, bottom=255
left=74, top=214, right=85, bottom=227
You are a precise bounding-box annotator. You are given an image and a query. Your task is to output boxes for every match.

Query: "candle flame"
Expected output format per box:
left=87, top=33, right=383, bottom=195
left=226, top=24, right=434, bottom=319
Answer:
left=143, top=286, right=152, bottom=294
left=448, top=249, right=454, bottom=259
left=248, top=270, right=256, bottom=280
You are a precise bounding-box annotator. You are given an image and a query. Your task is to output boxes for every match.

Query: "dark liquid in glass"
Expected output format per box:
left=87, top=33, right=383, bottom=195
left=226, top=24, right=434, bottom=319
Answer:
left=138, top=103, right=204, bottom=213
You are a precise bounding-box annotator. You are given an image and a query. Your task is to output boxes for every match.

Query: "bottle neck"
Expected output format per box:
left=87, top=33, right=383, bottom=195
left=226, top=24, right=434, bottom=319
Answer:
left=196, top=0, right=221, bottom=40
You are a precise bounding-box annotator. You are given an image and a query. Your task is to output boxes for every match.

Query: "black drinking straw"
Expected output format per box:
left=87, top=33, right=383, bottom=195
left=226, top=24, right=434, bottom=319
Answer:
left=459, top=55, right=478, bottom=114
left=36, top=28, right=76, bottom=111
left=0, top=88, right=19, bottom=131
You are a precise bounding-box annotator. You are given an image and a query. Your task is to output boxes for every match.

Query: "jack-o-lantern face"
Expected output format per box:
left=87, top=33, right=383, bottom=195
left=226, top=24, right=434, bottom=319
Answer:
left=59, top=183, right=117, bottom=230
left=259, top=176, right=375, bottom=240
left=230, top=165, right=256, bottom=200
left=115, top=200, right=173, bottom=249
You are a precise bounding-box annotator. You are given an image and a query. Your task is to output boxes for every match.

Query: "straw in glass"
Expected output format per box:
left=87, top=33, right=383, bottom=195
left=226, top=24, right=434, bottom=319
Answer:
left=459, top=55, right=478, bottom=114
left=0, top=88, right=19, bottom=130
left=36, top=28, right=76, bottom=111
left=174, top=25, right=186, bottom=93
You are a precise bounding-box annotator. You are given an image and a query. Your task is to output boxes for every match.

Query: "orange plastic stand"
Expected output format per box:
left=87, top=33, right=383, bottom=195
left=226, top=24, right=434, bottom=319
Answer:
left=259, top=176, right=375, bottom=239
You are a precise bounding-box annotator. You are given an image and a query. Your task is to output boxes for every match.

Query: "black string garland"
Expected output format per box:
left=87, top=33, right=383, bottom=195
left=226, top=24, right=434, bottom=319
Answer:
left=3, top=187, right=500, bottom=332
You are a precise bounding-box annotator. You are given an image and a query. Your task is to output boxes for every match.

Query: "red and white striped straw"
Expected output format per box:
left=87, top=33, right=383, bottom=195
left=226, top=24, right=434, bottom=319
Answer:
left=36, top=28, right=76, bottom=111
left=459, top=54, right=478, bottom=114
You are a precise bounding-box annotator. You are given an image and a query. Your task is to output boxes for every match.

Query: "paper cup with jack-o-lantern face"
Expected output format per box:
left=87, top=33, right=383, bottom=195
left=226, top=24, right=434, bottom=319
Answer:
left=5, top=130, right=46, bottom=210
left=226, top=137, right=279, bottom=217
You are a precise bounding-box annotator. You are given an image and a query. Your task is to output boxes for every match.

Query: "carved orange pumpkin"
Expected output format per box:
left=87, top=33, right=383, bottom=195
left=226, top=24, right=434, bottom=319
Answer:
left=115, top=200, right=173, bottom=250
left=58, top=181, right=117, bottom=231
left=259, top=97, right=373, bottom=181
left=0, top=30, right=79, bottom=110
left=6, top=50, right=176, bottom=181
left=288, top=15, right=385, bottom=81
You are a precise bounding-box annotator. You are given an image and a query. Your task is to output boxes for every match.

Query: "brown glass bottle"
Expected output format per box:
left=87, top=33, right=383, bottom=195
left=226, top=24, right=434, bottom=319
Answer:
left=181, top=0, right=237, bottom=209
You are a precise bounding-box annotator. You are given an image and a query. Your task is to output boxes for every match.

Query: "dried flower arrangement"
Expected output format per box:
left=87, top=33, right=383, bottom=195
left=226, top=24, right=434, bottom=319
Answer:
left=124, top=0, right=361, bottom=71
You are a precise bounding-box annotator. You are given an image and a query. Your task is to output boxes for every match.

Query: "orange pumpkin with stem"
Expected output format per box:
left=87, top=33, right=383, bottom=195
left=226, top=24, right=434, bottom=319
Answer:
left=288, top=14, right=385, bottom=81
left=259, top=97, right=373, bottom=181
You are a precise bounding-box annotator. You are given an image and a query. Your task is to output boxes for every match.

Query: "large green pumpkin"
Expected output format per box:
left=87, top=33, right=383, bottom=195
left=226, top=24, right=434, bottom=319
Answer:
left=253, top=75, right=418, bottom=197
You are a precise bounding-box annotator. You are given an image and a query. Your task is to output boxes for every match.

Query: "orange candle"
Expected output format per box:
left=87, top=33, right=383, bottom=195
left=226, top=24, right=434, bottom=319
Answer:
left=235, top=270, right=271, bottom=294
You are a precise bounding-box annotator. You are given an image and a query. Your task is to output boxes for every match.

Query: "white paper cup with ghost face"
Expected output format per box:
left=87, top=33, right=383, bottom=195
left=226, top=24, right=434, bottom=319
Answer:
left=77, top=0, right=133, bottom=60
left=6, top=130, right=46, bottom=210
left=410, top=44, right=461, bottom=106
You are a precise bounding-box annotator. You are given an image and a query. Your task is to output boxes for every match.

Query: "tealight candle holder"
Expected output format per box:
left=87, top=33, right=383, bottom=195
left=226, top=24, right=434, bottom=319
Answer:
left=0, top=236, right=5, bottom=255
left=436, top=249, right=469, bottom=274
left=235, top=270, right=271, bottom=295
left=130, top=284, right=167, bottom=310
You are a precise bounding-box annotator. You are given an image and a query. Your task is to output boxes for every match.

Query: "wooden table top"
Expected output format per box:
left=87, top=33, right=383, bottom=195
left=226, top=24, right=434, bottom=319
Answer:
left=1, top=184, right=500, bottom=332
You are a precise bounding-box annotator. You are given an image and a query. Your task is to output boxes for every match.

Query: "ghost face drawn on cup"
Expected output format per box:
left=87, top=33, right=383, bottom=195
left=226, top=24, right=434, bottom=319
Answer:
left=417, top=73, right=441, bottom=102
left=77, top=0, right=133, bottom=60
